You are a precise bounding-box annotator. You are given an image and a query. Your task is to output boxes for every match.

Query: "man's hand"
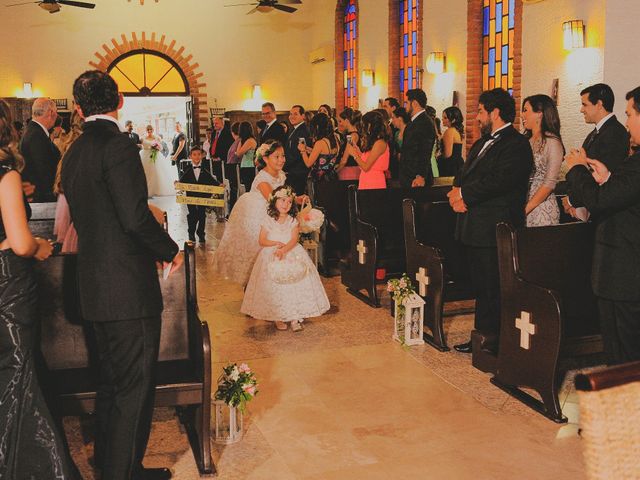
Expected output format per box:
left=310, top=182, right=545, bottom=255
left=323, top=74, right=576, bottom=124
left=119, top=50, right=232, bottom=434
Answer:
left=411, top=175, right=426, bottom=187
left=163, top=252, right=184, bottom=277
left=586, top=158, right=610, bottom=185
left=447, top=186, right=467, bottom=213
left=451, top=198, right=467, bottom=213
left=565, top=148, right=589, bottom=170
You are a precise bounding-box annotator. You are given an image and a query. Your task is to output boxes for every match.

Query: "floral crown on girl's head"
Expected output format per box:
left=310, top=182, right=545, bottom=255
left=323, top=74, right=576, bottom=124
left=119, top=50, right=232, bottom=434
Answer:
left=255, top=141, right=277, bottom=163
left=268, top=186, right=295, bottom=203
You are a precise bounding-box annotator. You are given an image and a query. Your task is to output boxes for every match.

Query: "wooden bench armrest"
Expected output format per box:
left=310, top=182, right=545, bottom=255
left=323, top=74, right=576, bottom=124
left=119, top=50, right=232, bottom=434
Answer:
left=575, top=361, right=640, bottom=392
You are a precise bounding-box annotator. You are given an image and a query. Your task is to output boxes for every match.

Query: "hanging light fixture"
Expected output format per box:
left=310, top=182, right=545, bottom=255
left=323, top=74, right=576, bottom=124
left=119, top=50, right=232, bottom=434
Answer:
left=563, top=20, right=585, bottom=50
left=361, top=69, right=375, bottom=88
left=426, top=52, right=446, bottom=74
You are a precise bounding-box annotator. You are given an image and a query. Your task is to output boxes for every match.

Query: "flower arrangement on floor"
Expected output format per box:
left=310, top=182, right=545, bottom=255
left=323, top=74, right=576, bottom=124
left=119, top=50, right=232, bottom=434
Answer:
left=387, top=274, right=416, bottom=342
left=214, top=362, right=259, bottom=412
left=149, top=140, right=162, bottom=163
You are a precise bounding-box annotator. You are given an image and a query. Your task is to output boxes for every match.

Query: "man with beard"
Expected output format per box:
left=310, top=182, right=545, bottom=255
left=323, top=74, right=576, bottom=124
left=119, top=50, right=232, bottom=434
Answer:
left=448, top=88, right=533, bottom=354
left=399, top=88, right=437, bottom=187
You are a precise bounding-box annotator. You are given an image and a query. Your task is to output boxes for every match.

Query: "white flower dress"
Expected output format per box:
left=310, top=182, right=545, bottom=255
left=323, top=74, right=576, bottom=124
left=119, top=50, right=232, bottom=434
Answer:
left=212, top=169, right=286, bottom=286
left=241, top=216, right=330, bottom=322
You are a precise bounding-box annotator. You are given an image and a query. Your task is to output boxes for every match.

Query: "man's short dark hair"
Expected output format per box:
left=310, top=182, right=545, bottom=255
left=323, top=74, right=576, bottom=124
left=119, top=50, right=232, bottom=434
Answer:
left=73, top=70, right=120, bottom=118
left=190, top=146, right=204, bottom=154
left=479, top=88, right=516, bottom=123
left=292, top=104, right=305, bottom=115
left=385, top=97, right=400, bottom=110
left=580, top=83, right=615, bottom=112
left=406, top=89, right=427, bottom=109
left=262, top=102, right=275, bottom=111
left=626, top=87, right=640, bottom=114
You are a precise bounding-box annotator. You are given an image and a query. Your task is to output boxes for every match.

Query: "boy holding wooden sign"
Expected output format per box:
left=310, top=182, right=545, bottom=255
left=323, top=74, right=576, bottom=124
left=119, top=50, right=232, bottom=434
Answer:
left=177, top=146, right=220, bottom=242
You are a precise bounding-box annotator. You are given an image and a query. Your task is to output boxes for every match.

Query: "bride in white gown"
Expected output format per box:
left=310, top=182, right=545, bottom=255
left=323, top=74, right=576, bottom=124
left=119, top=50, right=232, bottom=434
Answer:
left=140, top=125, right=177, bottom=196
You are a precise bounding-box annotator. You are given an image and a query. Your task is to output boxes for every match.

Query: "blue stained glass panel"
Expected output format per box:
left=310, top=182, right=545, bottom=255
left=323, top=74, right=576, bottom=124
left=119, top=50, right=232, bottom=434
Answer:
left=404, top=34, right=408, bottom=56
left=412, top=32, right=417, bottom=55
left=502, top=46, right=509, bottom=73
left=408, top=0, right=412, bottom=20
left=483, top=7, right=490, bottom=35
left=496, top=3, right=502, bottom=32
left=508, top=0, right=515, bottom=28
left=488, top=48, right=496, bottom=76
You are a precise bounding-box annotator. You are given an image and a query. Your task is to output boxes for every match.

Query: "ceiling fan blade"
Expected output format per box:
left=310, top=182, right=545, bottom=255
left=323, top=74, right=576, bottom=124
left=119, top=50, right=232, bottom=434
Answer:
left=57, top=0, right=96, bottom=8
left=278, top=0, right=302, bottom=4
left=5, top=1, right=40, bottom=7
left=273, top=4, right=296, bottom=13
left=224, top=2, right=258, bottom=6
left=247, top=6, right=260, bottom=14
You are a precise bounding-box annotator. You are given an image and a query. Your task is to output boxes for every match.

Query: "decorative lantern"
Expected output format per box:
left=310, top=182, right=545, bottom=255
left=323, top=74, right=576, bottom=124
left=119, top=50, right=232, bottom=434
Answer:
left=393, top=292, right=425, bottom=346
left=213, top=400, right=243, bottom=444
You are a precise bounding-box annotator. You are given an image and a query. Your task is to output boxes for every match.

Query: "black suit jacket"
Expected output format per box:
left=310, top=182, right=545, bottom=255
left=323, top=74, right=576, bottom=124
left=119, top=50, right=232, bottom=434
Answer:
left=124, top=131, right=141, bottom=147
left=582, top=115, right=629, bottom=172
left=179, top=165, right=219, bottom=198
left=284, top=123, right=311, bottom=175
left=399, top=111, right=436, bottom=187
left=454, top=125, right=533, bottom=247
left=211, top=124, right=234, bottom=162
left=567, top=151, right=640, bottom=301
left=260, top=121, right=287, bottom=146
left=61, top=119, right=179, bottom=323
left=19, top=120, right=60, bottom=202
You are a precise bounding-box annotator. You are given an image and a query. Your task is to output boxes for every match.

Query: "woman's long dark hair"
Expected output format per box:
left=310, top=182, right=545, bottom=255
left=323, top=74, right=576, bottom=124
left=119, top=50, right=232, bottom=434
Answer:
left=522, top=94, right=562, bottom=144
left=392, top=107, right=411, bottom=125
left=360, top=111, right=390, bottom=152
left=239, top=121, right=255, bottom=144
left=309, top=113, right=337, bottom=149
left=443, top=106, right=464, bottom=138
left=339, top=108, right=362, bottom=131
left=0, top=100, right=24, bottom=171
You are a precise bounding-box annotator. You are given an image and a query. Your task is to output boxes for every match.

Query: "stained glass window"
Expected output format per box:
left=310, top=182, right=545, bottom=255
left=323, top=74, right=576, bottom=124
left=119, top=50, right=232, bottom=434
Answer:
left=343, top=0, right=358, bottom=108
left=482, top=0, right=515, bottom=94
left=399, top=0, right=420, bottom=98
left=108, top=50, right=188, bottom=96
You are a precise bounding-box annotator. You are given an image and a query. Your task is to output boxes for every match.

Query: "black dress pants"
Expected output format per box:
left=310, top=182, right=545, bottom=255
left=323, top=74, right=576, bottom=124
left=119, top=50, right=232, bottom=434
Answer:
left=187, top=204, right=207, bottom=239
left=226, top=163, right=240, bottom=210
left=597, top=298, right=640, bottom=364
left=466, top=245, right=501, bottom=336
left=92, top=316, right=162, bottom=480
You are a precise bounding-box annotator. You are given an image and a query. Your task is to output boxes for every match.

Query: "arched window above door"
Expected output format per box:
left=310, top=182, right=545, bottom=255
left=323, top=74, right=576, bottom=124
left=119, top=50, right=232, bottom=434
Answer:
left=107, top=50, right=189, bottom=96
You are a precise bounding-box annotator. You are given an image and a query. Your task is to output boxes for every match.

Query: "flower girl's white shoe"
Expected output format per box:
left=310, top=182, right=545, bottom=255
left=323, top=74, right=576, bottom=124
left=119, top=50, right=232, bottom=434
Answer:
left=291, top=320, right=303, bottom=332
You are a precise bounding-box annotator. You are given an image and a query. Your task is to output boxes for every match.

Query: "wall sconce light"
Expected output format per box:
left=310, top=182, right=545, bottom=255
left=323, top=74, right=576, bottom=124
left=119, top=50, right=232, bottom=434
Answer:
left=361, top=69, right=375, bottom=88
left=563, top=20, right=585, bottom=50
left=426, top=52, right=446, bottom=74
left=252, top=84, right=263, bottom=100
left=22, top=82, right=33, bottom=98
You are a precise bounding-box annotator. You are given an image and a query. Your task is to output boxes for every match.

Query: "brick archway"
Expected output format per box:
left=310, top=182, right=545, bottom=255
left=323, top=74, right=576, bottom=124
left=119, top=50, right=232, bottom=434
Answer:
left=89, top=32, right=209, bottom=141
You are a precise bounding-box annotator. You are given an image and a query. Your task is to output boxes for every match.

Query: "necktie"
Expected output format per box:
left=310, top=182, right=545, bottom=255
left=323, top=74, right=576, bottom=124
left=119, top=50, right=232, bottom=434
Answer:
left=584, top=128, right=598, bottom=150
left=193, top=166, right=201, bottom=170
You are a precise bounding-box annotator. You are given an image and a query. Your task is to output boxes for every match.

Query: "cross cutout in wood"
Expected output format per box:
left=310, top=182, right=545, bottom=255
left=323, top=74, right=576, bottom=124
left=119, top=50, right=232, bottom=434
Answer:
left=356, top=240, right=368, bottom=265
left=415, top=267, right=430, bottom=296
left=515, top=311, right=536, bottom=350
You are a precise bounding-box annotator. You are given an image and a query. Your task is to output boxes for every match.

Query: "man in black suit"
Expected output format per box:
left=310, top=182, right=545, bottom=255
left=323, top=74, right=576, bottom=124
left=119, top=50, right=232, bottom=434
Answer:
left=179, top=146, right=219, bottom=243
left=124, top=120, right=142, bottom=149
left=171, top=121, right=188, bottom=177
left=259, top=102, right=286, bottom=145
left=399, top=88, right=437, bottom=187
left=565, top=86, right=640, bottom=364
left=62, top=70, right=181, bottom=480
left=210, top=116, right=234, bottom=190
left=448, top=88, right=533, bottom=353
left=284, top=104, right=312, bottom=195
left=563, top=83, right=630, bottom=218
left=19, top=97, right=60, bottom=202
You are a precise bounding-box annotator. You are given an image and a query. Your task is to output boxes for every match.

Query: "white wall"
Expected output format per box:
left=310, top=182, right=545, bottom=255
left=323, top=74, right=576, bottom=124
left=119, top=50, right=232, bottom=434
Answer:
left=0, top=1, right=318, bottom=111
left=521, top=0, right=606, bottom=150
left=603, top=0, right=640, bottom=122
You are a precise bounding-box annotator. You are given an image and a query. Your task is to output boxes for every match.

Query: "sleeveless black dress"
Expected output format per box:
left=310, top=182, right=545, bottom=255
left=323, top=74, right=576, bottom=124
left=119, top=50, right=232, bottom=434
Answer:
left=436, top=142, right=464, bottom=177
left=0, top=161, right=77, bottom=479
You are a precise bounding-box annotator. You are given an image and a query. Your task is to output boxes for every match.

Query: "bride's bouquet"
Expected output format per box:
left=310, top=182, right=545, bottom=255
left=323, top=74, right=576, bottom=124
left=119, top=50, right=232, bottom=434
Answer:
left=297, top=199, right=325, bottom=233
left=149, top=140, right=162, bottom=163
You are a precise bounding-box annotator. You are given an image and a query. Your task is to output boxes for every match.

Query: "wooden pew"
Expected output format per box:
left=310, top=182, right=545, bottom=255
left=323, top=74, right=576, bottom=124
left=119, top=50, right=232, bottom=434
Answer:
left=487, top=222, right=601, bottom=423
left=341, top=184, right=452, bottom=307
left=307, top=179, right=358, bottom=276
left=402, top=198, right=474, bottom=351
left=35, top=243, right=215, bottom=475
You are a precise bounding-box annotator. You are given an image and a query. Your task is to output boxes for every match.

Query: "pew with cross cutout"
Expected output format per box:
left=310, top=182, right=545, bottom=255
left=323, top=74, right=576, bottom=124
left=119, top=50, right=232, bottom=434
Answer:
left=341, top=184, right=453, bottom=307
left=489, top=221, right=602, bottom=423
left=402, top=198, right=474, bottom=350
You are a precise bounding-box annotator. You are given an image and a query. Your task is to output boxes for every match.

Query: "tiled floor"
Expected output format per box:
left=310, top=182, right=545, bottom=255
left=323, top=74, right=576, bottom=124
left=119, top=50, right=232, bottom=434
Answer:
left=66, top=197, right=587, bottom=479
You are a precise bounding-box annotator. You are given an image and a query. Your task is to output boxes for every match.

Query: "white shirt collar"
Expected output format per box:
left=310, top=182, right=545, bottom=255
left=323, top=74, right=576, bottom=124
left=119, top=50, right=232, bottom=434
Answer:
left=265, top=119, right=277, bottom=129
left=491, top=122, right=512, bottom=137
left=85, top=114, right=126, bottom=132
left=411, top=109, right=425, bottom=122
left=32, top=119, right=50, bottom=138
left=292, top=122, right=303, bottom=131
left=595, top=113, right=614, bottom=132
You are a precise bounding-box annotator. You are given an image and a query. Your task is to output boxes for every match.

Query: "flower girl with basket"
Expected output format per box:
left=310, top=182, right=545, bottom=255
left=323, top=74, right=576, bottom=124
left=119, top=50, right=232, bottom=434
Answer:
left=241, top=186, right=330, bottom=332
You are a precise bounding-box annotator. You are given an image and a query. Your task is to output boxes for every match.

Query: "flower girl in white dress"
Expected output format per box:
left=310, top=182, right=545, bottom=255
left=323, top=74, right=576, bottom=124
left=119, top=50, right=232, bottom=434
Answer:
left=241, top=186, right=330, bottom=331
left=212, top=140, right=287, bottom=285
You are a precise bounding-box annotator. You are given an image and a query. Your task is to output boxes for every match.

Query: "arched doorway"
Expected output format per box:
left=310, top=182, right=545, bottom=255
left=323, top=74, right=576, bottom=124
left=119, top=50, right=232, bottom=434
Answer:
left=89, top=32, right=209, bottom=145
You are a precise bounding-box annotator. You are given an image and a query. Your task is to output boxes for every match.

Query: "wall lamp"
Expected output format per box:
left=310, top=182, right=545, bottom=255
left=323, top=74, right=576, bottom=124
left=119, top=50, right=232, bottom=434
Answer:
left=426, top=52, right=446, bottom=74
left=563, top=20, right=585, bottom=50
left=361, top=69, right=375, bottom=88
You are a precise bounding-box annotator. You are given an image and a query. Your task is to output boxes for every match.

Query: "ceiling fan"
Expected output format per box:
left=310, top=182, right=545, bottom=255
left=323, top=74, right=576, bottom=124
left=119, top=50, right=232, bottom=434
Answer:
left=5, top=0, right=96, bottom=14
left=224, top=0, right=302, bottom=15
